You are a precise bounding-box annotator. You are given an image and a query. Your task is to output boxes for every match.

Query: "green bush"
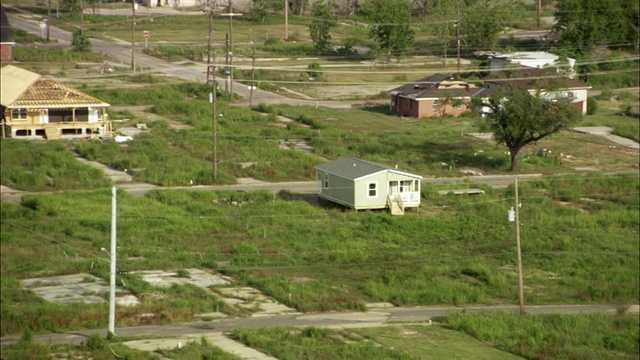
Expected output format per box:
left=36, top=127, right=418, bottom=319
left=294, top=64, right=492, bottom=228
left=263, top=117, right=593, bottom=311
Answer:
left=586, top=97, right=598, bottom=115
left=596, top=89, right=613, bottom=101
left=72, top=29, right=92, bottom=52
left=84, top=333, right=106, bottom=351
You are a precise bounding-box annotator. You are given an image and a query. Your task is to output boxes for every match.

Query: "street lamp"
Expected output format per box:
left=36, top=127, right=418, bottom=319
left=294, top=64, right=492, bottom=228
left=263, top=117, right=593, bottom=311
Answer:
left=104, top=187, right=118, bottom=336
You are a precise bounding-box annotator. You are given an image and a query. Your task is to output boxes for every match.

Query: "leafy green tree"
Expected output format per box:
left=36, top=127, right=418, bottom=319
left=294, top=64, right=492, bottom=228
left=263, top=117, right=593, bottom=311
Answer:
left=476, top=85, right=582, bottom=172
left=251, top=0, right=284, bottom=23
left=362, top=0, right=415, bottom=62
left=427, top=0, right=524, bottom=53
left=308, top=0, right=336, bottom=54
left=72, top=29, right=92, bottom=52
left=554, top=0, right=640, bottom=55
left=63, top=0, right=81, bottom=16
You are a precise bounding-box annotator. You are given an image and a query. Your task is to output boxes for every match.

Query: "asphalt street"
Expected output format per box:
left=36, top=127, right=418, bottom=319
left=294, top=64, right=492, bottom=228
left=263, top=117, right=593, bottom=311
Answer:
left=0, top=304, right=622, bottom=347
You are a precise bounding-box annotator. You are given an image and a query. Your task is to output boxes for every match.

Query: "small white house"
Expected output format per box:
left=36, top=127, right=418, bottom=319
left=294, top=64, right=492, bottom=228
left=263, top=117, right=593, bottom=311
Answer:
left=487, top=51, right=576, bottom=78
left=315, top=157, right=422, bottom=215
left=140, top=0, right=204, bottom=8
left=482, top=68, right=591, bottom=114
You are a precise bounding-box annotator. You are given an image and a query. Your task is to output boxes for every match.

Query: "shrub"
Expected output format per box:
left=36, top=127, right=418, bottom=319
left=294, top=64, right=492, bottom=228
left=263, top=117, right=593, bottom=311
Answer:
left=72, top=29, right=92, bottom=52
left=596, top=89, right=613, bottom=101
left=84, top=333, right=106, bottom=350
left=307, top=62, right=322, bottom=78
left=586, top=97, right=598, bottom=115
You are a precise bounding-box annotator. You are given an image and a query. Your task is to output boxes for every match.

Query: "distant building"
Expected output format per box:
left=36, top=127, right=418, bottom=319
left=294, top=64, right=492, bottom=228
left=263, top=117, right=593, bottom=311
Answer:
left=481, top=68, right=592, bottom=114
left=315, top=157, right=422, bottom=215
left=487, top=51, right=576, bottom=78
left=0, top=6, right=15, bottom=62
left=388, top=73, right=481, bottom=118
left=141, top=0, right=205, bottom=8
left=1, top=65, right=112, bottom=139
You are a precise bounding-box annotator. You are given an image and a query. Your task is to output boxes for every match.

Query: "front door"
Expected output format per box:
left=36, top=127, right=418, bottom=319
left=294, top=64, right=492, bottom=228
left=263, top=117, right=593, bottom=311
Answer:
left=388, top=181, right=399, bottom=199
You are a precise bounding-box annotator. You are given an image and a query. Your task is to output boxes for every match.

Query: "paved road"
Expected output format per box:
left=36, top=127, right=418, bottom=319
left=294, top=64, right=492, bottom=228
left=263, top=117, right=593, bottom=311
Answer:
left=0, top=174, right=543, bottom=202
left=7, top=10, right=360, bottom=109
left=0, top=304, right=623, bottom=347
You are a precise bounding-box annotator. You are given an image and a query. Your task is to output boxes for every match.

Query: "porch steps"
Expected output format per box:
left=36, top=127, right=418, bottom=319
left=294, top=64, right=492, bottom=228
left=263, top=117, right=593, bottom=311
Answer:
left=45, top=127, right=59, bottom=140
left=389, top=200, right=404, bottom=216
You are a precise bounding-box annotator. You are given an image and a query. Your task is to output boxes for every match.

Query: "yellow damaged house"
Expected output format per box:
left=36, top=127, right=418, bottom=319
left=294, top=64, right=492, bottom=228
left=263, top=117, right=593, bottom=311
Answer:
left=1, top=65, right=111, bottom=140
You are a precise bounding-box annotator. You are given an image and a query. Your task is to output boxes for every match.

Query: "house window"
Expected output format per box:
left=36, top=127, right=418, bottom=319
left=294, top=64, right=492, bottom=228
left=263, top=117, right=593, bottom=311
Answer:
left=400, top=180, right=413, bottom=193
left=12, top=108, right=28, bottom=120
left=324, top=173, right=329, bottom=188
left=432, top=100, right=439, bottom=110
left=367, top=181, right=378, bottom=198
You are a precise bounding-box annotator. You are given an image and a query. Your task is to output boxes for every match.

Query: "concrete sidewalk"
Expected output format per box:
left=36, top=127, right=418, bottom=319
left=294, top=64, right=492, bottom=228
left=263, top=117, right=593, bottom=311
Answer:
left=572, top=126, right=640, bottom=150
left=124, top=332, right=278, bottom=360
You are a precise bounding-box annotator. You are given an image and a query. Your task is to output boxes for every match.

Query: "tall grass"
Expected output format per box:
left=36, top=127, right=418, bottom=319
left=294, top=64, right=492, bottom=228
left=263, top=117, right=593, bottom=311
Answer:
left=1, top=174, right=637, bottom=335
left=158, top=337, right=241, bottom=359
left=13, top=47, right=111, bottom=62
left=231, top=327, right=417, bottom=360
left=0, top=140, right=111, bottom=191
left=442, top=311, right=639, bottom=359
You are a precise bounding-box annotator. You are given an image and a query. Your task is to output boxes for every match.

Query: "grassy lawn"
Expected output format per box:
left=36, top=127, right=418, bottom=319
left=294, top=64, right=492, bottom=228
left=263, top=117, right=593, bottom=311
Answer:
left=1, top=173, right=637, bottom=335
left=2, top=85, right=638, bottom=190
left=231, top=327, right=419, bottom=359
left=1, top=333, right=237, bottom=360
left=440, top=311, right=639, bottom=359
left=354, top=325, right=523, bottom=360
left=0, top=140, right=112, bottom=191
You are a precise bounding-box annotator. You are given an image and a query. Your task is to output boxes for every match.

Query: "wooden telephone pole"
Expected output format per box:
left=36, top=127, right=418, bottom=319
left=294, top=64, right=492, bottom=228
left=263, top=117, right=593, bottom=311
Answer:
left=537, top=0, right=542, bottom=29
left=456, top=9, right=461, bottom=78
left=131, top=2, right=136, bottom=71
left=206, top=1, right=218, bottom=181
left=515, top=179, right=525, bottom=315
left=221, top=0, right=242, bottom=96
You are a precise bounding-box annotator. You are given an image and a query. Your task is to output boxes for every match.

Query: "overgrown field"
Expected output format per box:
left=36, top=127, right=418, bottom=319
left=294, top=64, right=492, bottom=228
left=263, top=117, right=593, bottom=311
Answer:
left=2, top=81, right=637, bottom=191
left=439, top=311, right=639, bottom=359
left=1, top=333, right=173, bottom=360
left=0, top=140, right=111, bottom=191
left=232, top=314, right=639, bottom=360
left=1, top=173, right=638, bottom=336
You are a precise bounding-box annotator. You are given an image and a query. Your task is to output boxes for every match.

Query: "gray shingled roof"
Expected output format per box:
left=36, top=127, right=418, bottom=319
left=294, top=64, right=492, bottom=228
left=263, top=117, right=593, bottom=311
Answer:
left=315, top=157, right=394, bottom=180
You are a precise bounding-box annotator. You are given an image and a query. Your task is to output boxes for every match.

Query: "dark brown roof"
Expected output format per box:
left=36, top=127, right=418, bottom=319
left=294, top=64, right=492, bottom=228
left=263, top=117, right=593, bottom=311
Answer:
left=1, top=6, right=15, bottom=45
left=389, top=73, right=481, bottom=99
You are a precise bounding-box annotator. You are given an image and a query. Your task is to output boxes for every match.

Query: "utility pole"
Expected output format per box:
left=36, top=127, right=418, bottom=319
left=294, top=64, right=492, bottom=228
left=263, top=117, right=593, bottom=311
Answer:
left=206, top=6, right=215, bottom=84
left=108, top=186, right=117, bottom=336
left=131, top=2, right=137, bottom=71
left=47, top=0, right=51, bottom=42
left=514, top=179, right=525, bottom=315
left=210, top=78, right=218, bottom=181
left=456, top=9, right=461, bottom=78
left=537, top=0, right=541, bottom=30
left=284, top=0, right=288, bottom=40
left=80, top=0, right=84, bottom=31
left=249, top=40, right=256, bottom=107
left=221, top=2, right=241, bottom=97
